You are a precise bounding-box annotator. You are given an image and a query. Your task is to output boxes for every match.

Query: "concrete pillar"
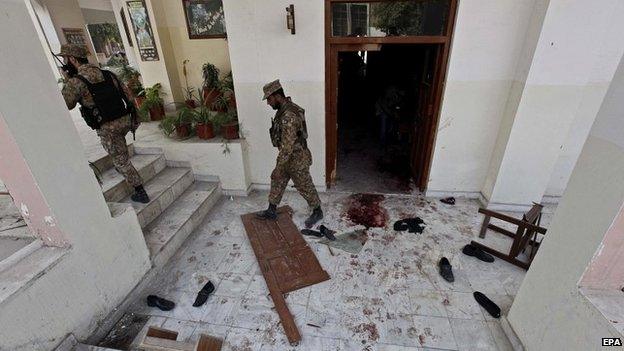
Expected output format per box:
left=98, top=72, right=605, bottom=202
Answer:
left=506, top=51, right=624, bottom=351
left=482, top=0, right=624, bottom=211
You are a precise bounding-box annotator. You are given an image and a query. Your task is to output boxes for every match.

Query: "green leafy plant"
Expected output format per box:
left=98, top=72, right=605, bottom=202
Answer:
left=159, top=107, right=194, bottom=137
left=183, top=87, right=196, bottom=102
left=191, top=106, right=215, bottom=125
left=117, top=65, right=143, bottom=96
left=211, top=93, right=231, bottom=112
left=202, top=63, right=220, bottom=92
left=138, top=83, right=164, bottom=119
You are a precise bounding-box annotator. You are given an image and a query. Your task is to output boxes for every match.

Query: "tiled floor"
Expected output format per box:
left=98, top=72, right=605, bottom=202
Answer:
left=118, top=190, right=553, bottom=350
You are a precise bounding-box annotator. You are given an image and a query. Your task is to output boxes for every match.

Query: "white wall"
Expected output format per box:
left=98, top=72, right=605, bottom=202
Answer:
left=508, top=53, right=624, bottom=351
left=427, top=0, right=539, bottom=195
left=0, top=2, right=151, bottom=350
left=223, top=0, right=326, bottom=188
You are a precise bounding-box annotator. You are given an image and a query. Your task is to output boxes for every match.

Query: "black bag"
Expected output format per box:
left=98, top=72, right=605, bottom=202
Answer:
left=75, top=70, right=131, bottom=129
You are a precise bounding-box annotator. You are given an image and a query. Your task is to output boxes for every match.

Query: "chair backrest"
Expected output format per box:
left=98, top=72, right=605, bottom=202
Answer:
left=522, top=203, right=543, bottom=225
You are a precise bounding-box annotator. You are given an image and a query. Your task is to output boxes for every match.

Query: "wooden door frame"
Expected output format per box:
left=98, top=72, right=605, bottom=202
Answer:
left=324, top=0, right=458, bottom=191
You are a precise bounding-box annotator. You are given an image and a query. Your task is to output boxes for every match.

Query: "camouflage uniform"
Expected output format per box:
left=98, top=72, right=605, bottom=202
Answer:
left=264, top=81, right=321, bottom=209
left=60, top=46, right=142, bottom=188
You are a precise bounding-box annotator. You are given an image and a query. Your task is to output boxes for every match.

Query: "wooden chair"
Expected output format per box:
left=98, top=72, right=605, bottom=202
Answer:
left=470, top=203, right=547, bottom=270
left=139, top=326, right=222, bottom=351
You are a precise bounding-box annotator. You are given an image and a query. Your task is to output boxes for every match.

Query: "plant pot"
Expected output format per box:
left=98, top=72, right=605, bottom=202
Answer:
left=202, top=88, right=222, bottom=107
left=149, top=103, right=165, bottom=121
left=222, top=122, right=239, bottom=140
left=134, top=96, right=145, bottom=108
left=175, top=123, right=192, bottom=138
left=196, top=122, right=215, bottom=140
left=228, top=94, right=237, bottom=110
left=185, top=99, right=197, bottom=108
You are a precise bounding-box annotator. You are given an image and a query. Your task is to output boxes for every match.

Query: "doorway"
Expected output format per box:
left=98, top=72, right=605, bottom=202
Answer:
left=325, top=0, right=458, bottom=193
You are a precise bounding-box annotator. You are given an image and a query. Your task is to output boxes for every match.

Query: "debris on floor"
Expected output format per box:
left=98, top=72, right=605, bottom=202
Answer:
left=393, top=217, right=426, bottom=233
left=474, top=292, right=501, bottom=318
left=319, top=229, right=368, bottom=255
left=241, top=205, right=330, bottom=345
left=343, top=193, right=389, bottom=228
left=98, top=313, right=149, bottom=349
left=318, top=224, right=337, bottom=241
left=139, top=326, right=223, bottom=351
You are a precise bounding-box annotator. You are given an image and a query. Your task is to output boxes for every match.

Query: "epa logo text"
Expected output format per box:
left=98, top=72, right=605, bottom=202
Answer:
left=602, top=338, right=622, bottom=346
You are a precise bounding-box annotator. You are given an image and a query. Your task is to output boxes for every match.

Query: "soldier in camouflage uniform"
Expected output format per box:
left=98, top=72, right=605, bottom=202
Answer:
left=58, top=44, right=150, bottom=203
left=256, top=80, right=323, bottom=228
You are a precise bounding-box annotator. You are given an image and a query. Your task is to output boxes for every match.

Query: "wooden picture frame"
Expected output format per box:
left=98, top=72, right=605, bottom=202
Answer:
left=182, top=0, right=227, bottom=39
left=126, top=0, right=159, bottom=61
left=62, top=28, right=88, bottom=46
left=120, top=8, right=133, bottom=47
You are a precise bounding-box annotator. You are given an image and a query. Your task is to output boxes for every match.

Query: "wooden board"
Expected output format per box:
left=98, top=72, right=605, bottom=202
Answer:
left=241, top=206, right=331, bottom=345
left=139, top=327, right=222, bottom=351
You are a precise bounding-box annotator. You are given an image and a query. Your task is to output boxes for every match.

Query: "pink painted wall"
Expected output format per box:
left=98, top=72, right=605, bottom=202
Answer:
left=580, top=202, right=624, bottom=290
left=0, top=116, right=68, bottom=247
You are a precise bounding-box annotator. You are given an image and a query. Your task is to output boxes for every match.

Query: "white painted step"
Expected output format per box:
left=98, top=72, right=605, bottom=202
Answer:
left=120, top=167, right=194, bottom=228
left=102, top=153, right=166, bottom=202
left=144, top=181, right=221, bottom=267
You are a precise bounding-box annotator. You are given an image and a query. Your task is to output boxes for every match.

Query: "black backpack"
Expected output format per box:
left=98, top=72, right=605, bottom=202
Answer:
left=75, top=70, right=132, bottom=129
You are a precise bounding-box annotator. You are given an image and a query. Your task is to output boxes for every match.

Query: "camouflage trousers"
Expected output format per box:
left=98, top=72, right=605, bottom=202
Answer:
left=97, top=116, right=142, bottom=187
left=269, top=149, right=321, bottom=209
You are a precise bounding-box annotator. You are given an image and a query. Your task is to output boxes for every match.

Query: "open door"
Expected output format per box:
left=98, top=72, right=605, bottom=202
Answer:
left=411, top=45, right=442, bottom=191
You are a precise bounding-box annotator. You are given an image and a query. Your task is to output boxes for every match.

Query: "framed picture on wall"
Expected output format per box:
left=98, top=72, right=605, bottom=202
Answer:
left=62, top=28, right=88, bottom=46
left=126, top=0, right=159, bottom=61
left=120, top=9, right=133, bottom=47
left=182, top=0, right=227, bottom=39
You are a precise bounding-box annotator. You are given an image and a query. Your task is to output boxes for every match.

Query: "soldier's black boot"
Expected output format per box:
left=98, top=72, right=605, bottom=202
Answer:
left=131, top=185, right=150, bottom=204
left=256, top=204, right=277, bottom=220
left=305, top=207, right=323, bottom=228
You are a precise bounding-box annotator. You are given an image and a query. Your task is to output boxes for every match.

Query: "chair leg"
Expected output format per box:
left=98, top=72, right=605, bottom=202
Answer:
left=479, top=216, right=490, bottom=238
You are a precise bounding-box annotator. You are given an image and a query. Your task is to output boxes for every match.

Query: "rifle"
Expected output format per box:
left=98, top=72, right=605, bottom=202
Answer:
left=51, top=51, right=77, bottom=78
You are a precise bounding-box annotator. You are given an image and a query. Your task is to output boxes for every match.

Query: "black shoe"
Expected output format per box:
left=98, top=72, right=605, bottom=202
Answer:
left=438, top=257, right=454, bottom=282
left=256, top=204, right=277, bottom=220
left=440, top=197, right=456, bottom=205
left=146, top=295, right=175, bottom=311
left=473, top=291, right=501, bottom=318
left=304, top=207, right=323, bottom=228
left=462, top=244, right=495, bottom=263
left=131, top=185, right=150, bottom=204
left=193, top=281, right=215, bottom=307
left=301, top=229, right=324, bottom=237
left=319, top=225, right=336, bottom=241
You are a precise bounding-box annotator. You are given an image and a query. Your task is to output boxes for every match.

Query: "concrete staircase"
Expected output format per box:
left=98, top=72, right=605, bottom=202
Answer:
left=96, top=145, right=221, bottom=266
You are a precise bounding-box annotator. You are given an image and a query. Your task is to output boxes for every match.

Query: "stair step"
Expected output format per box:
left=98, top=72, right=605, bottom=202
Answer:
left=90, top=144, right=135, bottom=173
left=102, top=153, right=166, bottom=202
left=120, top=167, right=194, bottom=228
left=144, top=181, right=221, bottom=267
left=75, top=345, right=120, bottom=351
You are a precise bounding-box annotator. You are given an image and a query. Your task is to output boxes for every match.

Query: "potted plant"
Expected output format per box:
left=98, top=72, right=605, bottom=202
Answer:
left=139, top=83, right=165, bottom=121
left=159, top=108, right=194, bottom=138
left=221, top=111, right=239, bottom=140
left=221, top=71, right=236, bottom=110
left=117, top=64, right=144, bottom=107
left=193, top=106, right=216, bottom=140
left=183, top=87, right=197, bottom=108
left=202, top=62, right=221, bottom=107
left=211, top=94, right=230, bottom=113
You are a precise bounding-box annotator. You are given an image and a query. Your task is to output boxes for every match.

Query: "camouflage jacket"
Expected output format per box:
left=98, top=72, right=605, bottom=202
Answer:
left=271, top=99, right=309, bottom=171
left=61, top=64, right=132, bottom=110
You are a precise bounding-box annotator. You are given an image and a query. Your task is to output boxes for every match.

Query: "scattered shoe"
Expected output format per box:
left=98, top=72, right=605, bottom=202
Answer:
left=318, top=225, right=336, bottom=241
left=440, top=197, right=455, bottom=205
left=473, top=291, right=501, bottom=318
left=193, top=281, right=215, bottom=307
left=301, top=229, right=324, bottom=237
left=146, top=295, right=175, bottom=311
left=462, top=244, right=495, bottom=263
left=131, top=185, right=150, bottom=204
left=438, top=257, right=454, bottom=283
left=393, top=218, right=425, bottom=233
left=256, top=204, right=277, bottom=220
left=304, top=207, right=323, bottom=228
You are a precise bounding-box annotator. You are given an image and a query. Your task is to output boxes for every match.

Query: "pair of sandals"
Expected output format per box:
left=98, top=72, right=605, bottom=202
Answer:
left=301, top=225, right=336, bottom=241
left=146, top=281, right=215, bottom=311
